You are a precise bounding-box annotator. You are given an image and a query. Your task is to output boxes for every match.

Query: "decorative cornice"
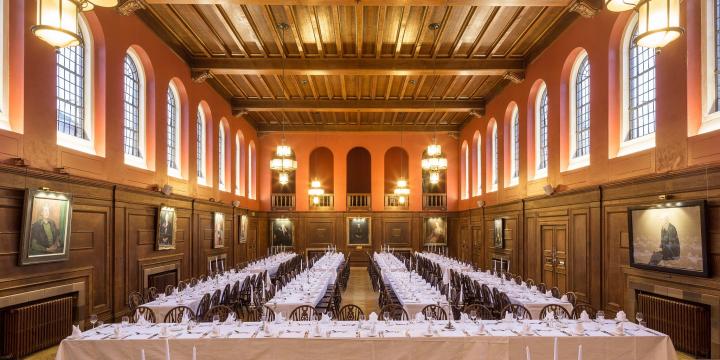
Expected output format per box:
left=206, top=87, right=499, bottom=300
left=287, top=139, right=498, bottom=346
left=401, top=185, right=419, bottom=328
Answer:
left=192, top=70, right=213, bottom=84
left=117, top=0, right=145, bottom=16
left=502, top=71, right=525, bottom=84
left=568, top=0, right=600, bottom=18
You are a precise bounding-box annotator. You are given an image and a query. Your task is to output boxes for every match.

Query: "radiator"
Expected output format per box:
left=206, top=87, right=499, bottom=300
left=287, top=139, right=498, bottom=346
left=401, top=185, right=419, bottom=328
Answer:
left=637, top=291, right=710, bottom=358
left=0, top=295, right=74, bottom=359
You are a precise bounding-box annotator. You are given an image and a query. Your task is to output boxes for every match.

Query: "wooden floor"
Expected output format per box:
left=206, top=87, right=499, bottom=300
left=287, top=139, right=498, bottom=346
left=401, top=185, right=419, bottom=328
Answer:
left=23, top=267, right=697, bottom=359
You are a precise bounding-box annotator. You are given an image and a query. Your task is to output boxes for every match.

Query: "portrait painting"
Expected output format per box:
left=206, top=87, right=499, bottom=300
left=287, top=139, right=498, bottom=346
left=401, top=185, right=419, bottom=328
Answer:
left=20, top=189, right=72, bottom=265
left=629, top=201, right=709, bottom=277
left=271, top=218, right=294, bottom=247
left=156, top=206, right=176, bottom=251
left=347, top=217, right=371, bottom=246
left=493, top=218, right=504, bottom=249
left=424, top=217, right=447, bottom=245
left=213, top=212, right=225, bottom=249
left=239, top=215, right=248, bottom=243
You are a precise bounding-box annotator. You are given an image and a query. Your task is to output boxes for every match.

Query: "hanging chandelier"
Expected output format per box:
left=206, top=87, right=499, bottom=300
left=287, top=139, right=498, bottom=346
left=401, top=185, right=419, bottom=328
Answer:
left=269, top=23, right=297, bottom=186
left=32, top=0, right=118, bottom=48
left=605, top=0, right=683, bottom=48
left=393, top=125, right=410, bottom=205
left=421, top=23, right=448, bottom=185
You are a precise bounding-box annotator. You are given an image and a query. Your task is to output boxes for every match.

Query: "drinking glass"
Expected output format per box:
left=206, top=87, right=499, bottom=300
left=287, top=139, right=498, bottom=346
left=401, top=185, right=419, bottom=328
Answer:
left=469, top=310, right=477, bottom=323
left=121, top=316, right=129, bottom=328
left=89, top=314, right=98, bottom=329
left=383, top=311, right=390, bottom=323
left=596, top=310, right=605, bottom=322
left=636, top=312, right=644, bottom=325
left=213, top=314, right=220, bottom=325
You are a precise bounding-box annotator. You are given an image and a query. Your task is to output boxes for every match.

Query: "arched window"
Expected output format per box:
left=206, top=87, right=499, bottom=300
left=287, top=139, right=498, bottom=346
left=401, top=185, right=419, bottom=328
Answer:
left=620, top=16, right=655, bottom=155
left=235, top=131, right=245, bottom=196
left=248, top=141, right=256, bottom=199
left=473, top=131, right=482, bottom=196
left=166, top=83, right=181, bottom=177
left=461, top=141, right=469, bottom=200
left=196, top=106, right=207, bottom=185
left=123, top=49, right=146, bottom=168
left=535, top=83, right=548, bottom=177
left=57, top=16, right=93, bottom=153
left=218, top=125, right=226, bottom=191
left=0, top=0, right=9, bottom=130
left=490, top=121, right=498, bottom=192
left=700, top=0, right=720, bottom=133
left=569, top=51, right=590, bottom=169
left=510, top=106, right=519, bottom=186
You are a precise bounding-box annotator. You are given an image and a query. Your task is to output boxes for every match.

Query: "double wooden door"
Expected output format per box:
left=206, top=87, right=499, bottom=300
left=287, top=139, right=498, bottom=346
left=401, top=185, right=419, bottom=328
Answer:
left=540, top=223, right=567, bottom=293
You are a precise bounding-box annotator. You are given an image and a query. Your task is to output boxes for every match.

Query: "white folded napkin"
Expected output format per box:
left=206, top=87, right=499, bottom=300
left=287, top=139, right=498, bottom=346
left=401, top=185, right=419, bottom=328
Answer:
left=560, top=294, right=568, bottom=302
left=615, top=310, right=627, bottom=322
left=521, top=281, right=527, bottom=287
left=503, top=311, right=514, bottom=322
left=579, top=310, right=590, bottom=322
left=320, top=313, right=331, bottom=324
left=615, top=322, right=625, bottom=335
left=136, top=312, right=149, bottom=327
left=224, top=312, right=236, bottom=325
left=275, top=312, right=285, bottom=323
left=70, top=325, right=82, bottom=339
left=414, top=312, right=424, bottom=322
left=181, top=311, right=190, bottom=324
left=543, top=311, right=555, bottom=322
left=460, top=313, right=469, bottom=322
left=545, top=290, right=553, bottom=297
left=574, top=321, right=585, bottom=335
left=531, top=286, right=537, bottom=292
left=368, top=312, right=378, bottom=322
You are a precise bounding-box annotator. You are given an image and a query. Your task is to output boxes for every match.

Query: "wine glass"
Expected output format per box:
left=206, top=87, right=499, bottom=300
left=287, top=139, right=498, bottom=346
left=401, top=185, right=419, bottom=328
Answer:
left=636, top=312, right=644, bottom=325
left=89, top=314, right=98, bottom=329
left=383, top=311, right=390, bottom=324
left=469, top=310, right=477, bottom=323
left=212, top=314, right=220, bottom=326
left=596, top=310, right=605, bottom=323
left=121, top=316, right=129, bottom=328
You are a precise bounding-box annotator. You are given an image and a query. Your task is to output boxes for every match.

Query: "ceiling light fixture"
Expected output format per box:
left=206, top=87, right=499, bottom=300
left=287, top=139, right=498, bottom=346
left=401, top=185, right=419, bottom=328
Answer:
left=605, top=0, right=683, bottom=49
left=421, top=23, right=448, bottom=185
left=270, top=23, right=297, bottom=186
left=33, top=0, right=118, bottom=49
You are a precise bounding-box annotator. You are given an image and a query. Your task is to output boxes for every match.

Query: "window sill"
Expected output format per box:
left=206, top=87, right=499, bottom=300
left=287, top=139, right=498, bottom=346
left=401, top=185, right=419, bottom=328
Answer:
left=124, top=155, right=147, bottom=170
left=506, top=178, right=519, bottom=188
left=534, top=168, right=548, bottom=180
left=168, top=169, right=182, bottom=179
left=565, top=155, right=589, bottom=172
left=57, top=134, right=97, bottom=157
left=698, top=112, right=720, bottom=135
left=617, top=133, right=655, bottom=158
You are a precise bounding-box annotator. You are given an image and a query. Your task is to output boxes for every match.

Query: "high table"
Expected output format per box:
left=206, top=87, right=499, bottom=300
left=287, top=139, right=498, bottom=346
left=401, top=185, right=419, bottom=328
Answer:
left=56, top=319, right=677, bottom=360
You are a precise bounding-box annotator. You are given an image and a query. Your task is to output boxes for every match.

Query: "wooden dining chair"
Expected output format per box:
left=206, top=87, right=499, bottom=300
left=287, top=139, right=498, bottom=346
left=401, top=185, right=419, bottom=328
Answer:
left=536, top=283, right=547, bottom=293
left=420, top=305, right=448, bottom=321
left=565, top=291, right=577, bottom=307
left=462, top=304, right=495, bottom=320
left=550, top=286, right=561, bottom=299
left=540, top=304, right=571, bottom=320
left=127, top=291, right=144, bottom=313
left=220, top=283, right=231, bottom=305
left=525, top=279, right=535, bottom=288
left=203, top=305, right=235, bottom=322
left=132, top=306, right=157, bottom=323
left=379, top=304, right=409, bottom=321
left=189, top=278, right=198, bottom=287
left=195, top=293, right=211, bottom=321
left=163, top=306, right=196, bottom=323
left=289, top=305, right=320, bottom=321
left=243, top=306, right=275, bottom=322
left=571, top=303, right=596, bottom=320
left=210, top=289, right=222, bottom=307
left=177, top=281, right=188, bottom=292
left=164, top=285, right=174, bottom=297
left=337, top=304, right=364, bottom=321
left=501, top=304, right=533, bottom=320
left=145, top=287, right=158, bottom=302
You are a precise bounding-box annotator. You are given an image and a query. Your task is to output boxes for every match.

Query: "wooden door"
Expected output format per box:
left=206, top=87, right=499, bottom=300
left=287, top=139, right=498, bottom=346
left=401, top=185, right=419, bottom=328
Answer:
left=540, top=224, right=567, bottom=292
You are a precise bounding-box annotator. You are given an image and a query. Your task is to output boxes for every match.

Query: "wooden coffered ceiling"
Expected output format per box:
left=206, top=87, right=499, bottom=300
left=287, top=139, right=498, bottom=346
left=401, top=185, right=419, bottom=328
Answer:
left=130, top=0, right=600, bottom=131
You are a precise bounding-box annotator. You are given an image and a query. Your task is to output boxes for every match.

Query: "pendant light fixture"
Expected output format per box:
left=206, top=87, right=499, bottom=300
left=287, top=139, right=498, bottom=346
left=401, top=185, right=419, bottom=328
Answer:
left=269, top=23, right=297, bottom=186
left=308, top=125, right=324, bottom=204
left=604, top=0, right=683, bottom=49
left=394, top=125, right=410, bottom=205
left=421, top=23, right=448, bottom=185
left=32, top=0, right=118, bottom=49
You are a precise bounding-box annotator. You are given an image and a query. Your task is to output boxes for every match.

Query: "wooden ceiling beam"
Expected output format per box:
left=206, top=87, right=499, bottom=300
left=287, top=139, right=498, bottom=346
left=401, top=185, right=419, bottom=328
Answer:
left=146, top=0, right=572, bottom=6
left=232, top=98, right=484, bottom=113
left=192, top=57, right=523, bottom=76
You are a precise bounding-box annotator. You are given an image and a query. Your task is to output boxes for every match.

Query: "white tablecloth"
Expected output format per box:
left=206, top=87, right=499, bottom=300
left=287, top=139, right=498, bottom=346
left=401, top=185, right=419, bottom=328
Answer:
left=56, top=320, right=677, bottom=360
left=417, top=252, right=474, bottom=284
left=246, top=253, right=297, bottom=277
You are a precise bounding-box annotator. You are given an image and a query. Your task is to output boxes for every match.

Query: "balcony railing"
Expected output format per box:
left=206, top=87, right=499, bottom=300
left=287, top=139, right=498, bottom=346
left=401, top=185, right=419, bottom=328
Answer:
left=271, top=193, right=295, bottom=211
left=384, top=194, right=409, bottom=210
left=347, top=193, right=371, bottom=211
left=423, top=193, right=447, bottom=210
left=309, top=194, right=334, bottom=210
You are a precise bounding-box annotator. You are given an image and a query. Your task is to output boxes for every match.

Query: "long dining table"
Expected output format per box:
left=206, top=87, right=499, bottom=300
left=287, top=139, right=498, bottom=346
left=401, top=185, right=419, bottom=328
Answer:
left=56, top=317, right=677, bottom=360
left=418, top=252, right=573, bottom=320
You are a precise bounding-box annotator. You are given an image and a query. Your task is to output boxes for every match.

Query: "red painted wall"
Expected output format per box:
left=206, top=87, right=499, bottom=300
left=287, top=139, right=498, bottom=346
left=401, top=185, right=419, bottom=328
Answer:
left=458, top=2, right=712, bottom=210
left=2, top=1, right=259, bottom=210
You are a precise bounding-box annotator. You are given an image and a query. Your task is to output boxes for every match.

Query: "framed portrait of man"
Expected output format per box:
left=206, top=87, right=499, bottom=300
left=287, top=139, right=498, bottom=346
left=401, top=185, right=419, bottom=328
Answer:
left=493, top=218, right=504, bottom=249
left=424, top=217, right=447, bottom=245
left=347, top=217, right=371, bottom=246
left=629, top=201, right=709, bottom=277
left=156, top=206, right=177, bottom=251
left=213, top=212, right=225, bottom=249
left=239, top=215, right=248, bottom=244
left=19, top=189, right=72, bottom=265
left=271, top=218, right=293, bottom=247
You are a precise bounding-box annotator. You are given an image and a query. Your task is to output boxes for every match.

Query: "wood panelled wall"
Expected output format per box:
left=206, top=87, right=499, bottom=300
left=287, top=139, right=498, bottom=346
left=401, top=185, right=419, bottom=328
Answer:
left=452, top=165, right=720, bottom=355
left=0, top=165, right=259, bottom=324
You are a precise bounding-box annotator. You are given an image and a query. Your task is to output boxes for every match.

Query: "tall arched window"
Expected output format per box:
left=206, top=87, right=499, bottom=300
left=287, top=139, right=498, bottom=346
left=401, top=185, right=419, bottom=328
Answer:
left=620, top=16, right=655, bottom=155
left=235, top=131, right=245, bottom=196
left=700, top=0, right=720, bottom=133
left=510, top=106, right=519, bottom=186
left=166, top=83, right=181, bottom=177
left=569, top=51, right=590, bottom=169
left=461, top=141, right=469, bottom=200
left=57, top=16, right=93, bottom=153
left=0, top=0, right=9, bottom=130
left=218, top=124, right=226, bottom=191
left=490, top=121, right=498, bottom=192
left=196, top=107, right=207, bottom=184
left=473, top=131, right=482, bottom=196
left=248, top=141, right=256, bottom=199
left=123, top=49, right=146, bottom=168
left=535, top=83, right=548, bottom=178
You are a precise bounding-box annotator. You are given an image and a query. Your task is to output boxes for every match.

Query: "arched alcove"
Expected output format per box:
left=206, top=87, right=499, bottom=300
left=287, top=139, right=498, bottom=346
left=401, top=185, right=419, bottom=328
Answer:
left=384, top=147, right=410, bottom=194
left=309, top=147, right=334, bottom=193
left=421, top=149, right=446, bottom=194
left=346, top=147, right=371, bottom=194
